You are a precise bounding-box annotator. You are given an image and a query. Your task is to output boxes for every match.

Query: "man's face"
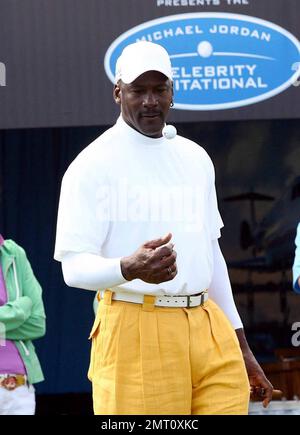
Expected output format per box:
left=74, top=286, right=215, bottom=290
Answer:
left=114, top=71, right=173, bottom=138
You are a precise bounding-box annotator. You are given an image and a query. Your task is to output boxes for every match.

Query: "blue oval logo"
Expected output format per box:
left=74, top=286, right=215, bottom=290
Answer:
left=104, top=13, right=300, bottom=110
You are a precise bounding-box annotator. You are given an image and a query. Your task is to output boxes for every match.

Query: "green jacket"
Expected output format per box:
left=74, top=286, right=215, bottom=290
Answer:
left=0, top=239, right=46, bottom=384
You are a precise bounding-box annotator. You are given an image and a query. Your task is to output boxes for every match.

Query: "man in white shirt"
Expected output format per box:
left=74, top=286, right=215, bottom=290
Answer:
left=54, top=41, right=272, bottom=415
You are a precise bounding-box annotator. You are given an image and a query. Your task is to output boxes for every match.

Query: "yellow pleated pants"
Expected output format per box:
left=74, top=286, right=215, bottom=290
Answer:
left=88, top=291, right=250, bottom=415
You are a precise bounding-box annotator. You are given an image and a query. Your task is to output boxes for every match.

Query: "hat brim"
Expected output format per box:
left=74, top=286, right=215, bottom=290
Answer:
left=117, top=67, right=173, bottom=84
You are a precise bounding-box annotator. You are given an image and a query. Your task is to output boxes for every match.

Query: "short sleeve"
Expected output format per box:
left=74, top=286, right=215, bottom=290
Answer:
left=54, top=162, right=110, bottom=261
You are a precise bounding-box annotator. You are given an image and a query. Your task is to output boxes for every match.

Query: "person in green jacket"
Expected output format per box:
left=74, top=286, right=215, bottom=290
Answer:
left=0, top=234, right=46, bottom=415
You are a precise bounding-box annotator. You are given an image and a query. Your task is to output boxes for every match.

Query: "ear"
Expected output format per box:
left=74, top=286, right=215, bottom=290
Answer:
left=114, top=84, right=121, bottom=105
left=168, top=80, right=174, bottom=107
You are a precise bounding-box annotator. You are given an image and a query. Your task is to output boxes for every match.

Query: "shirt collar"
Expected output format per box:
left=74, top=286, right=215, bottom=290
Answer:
left=116, top=115, right=166, bottom=147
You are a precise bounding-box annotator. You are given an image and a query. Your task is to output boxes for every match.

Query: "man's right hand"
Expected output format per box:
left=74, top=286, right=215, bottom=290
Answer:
left=120, top=233, right=177, bottom=284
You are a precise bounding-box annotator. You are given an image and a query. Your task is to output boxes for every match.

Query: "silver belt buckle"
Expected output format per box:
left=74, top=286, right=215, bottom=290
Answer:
left=186, top=292, right=206, bottom=308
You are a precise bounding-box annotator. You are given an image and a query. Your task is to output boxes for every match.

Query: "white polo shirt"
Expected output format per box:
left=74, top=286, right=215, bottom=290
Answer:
left=54, top=116, right=223, bottom=296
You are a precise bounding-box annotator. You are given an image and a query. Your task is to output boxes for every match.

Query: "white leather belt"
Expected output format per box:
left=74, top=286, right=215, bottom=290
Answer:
left=100, top=290, right=208, bottom=308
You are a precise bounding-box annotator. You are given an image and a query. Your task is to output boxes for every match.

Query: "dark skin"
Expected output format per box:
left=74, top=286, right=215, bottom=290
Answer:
left=116, top=70, right=273, bottom=407
left=236, top=329, right=273, bottom=407
left=121, top=232, right=177, bottom=284
left=113, top=70, right=173, bottom=138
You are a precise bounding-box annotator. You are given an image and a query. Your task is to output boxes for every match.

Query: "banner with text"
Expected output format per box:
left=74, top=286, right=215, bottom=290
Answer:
left=0, top=0, right=299, bottom=128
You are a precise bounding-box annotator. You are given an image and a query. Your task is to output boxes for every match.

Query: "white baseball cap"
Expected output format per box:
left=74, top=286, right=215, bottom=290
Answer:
left=115, top=41, right=173, bottom=84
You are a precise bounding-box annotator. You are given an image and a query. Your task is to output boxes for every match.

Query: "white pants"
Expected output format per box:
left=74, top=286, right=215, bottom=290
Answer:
left=0, top=385, right=35, bottom=415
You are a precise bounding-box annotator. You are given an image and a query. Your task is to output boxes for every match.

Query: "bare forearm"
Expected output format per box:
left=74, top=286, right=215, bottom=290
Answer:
left=235, top=328, right=253, bottom=356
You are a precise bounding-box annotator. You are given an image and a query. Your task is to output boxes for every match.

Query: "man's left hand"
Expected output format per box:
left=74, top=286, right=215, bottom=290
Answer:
left=243, top=351, right=274, bottom=407
left=235, top=328, right=273, bottom=407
